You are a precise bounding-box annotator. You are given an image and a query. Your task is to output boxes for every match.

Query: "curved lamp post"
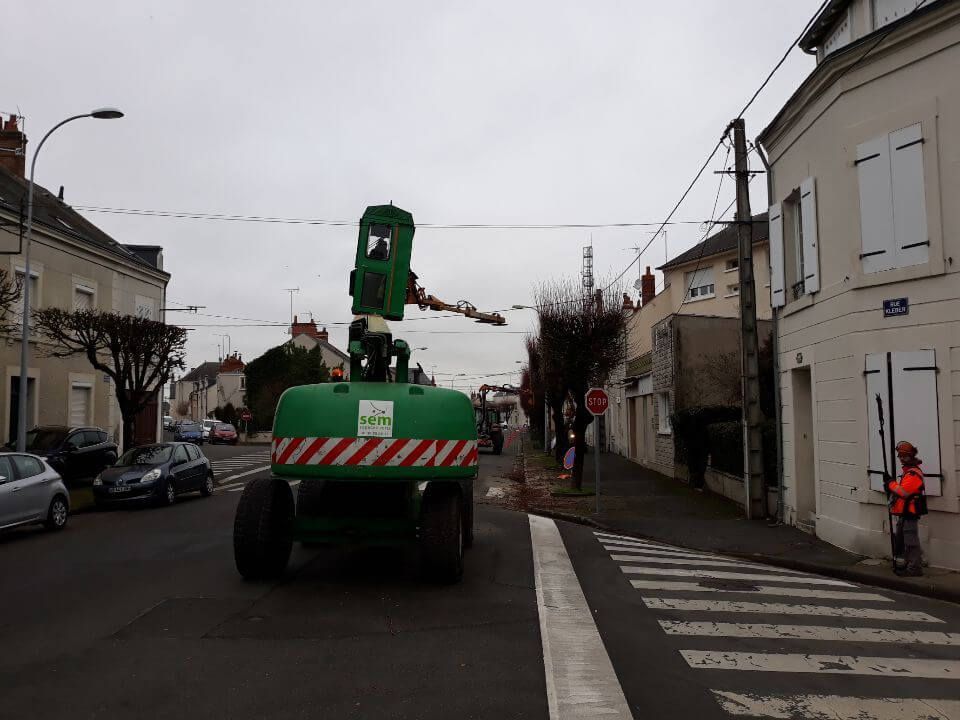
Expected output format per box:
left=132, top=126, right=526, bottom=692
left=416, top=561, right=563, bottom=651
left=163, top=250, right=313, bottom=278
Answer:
left=17, top=108, right=124, bottom=451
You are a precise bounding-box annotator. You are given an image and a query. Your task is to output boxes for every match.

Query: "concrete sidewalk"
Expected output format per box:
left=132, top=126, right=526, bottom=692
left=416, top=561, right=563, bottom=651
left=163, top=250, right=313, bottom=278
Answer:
left=524, top=447, right=960, bottom=604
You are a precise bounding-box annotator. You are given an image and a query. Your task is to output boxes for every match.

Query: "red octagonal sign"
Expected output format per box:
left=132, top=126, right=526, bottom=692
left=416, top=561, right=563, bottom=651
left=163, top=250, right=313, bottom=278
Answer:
left=585, top=387, right=609, bottom=417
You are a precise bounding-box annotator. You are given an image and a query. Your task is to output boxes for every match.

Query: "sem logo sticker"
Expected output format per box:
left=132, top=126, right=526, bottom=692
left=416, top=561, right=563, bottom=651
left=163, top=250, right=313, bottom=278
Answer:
left=357, top=400, right=394, bottom=438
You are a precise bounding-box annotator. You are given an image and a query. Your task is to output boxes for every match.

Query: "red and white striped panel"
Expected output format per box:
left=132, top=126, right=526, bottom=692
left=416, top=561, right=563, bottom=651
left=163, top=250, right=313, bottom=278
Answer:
left=271, top=437, right=478, bottom=468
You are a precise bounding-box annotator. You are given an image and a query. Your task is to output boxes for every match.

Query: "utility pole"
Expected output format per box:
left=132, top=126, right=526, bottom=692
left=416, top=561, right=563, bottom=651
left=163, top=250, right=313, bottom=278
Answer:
left=732, top=118, right=766, bottom=519
left=283, top=288, right=300, bottom=330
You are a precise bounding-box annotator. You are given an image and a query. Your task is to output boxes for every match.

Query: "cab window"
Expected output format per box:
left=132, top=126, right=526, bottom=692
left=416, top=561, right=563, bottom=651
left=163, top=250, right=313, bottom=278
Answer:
left=366, top=224, right=392, bottom=260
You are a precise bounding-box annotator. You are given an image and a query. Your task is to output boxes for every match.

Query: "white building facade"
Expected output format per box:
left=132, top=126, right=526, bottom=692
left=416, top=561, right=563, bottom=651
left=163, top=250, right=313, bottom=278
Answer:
left=760, top=0, right=960, bottom=569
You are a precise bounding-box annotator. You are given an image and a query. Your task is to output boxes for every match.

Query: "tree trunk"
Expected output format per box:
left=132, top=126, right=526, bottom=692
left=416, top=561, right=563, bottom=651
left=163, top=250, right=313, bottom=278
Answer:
left=551, top=400, right=567, bottom=464
left=571, top=403, right=594, bottom=491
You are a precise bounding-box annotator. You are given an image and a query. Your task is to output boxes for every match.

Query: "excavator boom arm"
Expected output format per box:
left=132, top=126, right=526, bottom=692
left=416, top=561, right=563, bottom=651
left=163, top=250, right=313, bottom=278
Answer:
left=406, top=272, right=506, bottom=325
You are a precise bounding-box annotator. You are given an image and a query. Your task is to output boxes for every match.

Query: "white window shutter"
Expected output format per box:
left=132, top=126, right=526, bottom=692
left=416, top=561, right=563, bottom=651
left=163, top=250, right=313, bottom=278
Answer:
left=891, top=350, right=942, bottom=496
left=856, top=136, right=895, bottom=273
left=889, top=123, right=929, bottom=269
left=800, top=177, right=820, bottom=294
left=768, top=203, right=785, bottom=308
left=865, top=353, right=891, bottom=492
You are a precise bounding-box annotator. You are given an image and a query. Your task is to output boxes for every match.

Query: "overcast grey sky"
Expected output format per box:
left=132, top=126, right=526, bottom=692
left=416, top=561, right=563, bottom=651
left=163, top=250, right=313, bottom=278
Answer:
left=3, top=1, right=820, bottom=390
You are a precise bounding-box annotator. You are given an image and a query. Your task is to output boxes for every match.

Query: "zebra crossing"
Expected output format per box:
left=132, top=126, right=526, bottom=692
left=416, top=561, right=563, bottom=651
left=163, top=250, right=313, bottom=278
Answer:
left=207, top=450, right=272, bottom=480
left=594, top=530, right=960, bottom=719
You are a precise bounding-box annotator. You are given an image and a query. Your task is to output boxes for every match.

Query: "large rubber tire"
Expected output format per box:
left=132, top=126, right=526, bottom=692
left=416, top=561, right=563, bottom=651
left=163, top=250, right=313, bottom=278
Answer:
left=463, top=480, right=474, bottom=548
left=234, top=477, right=294, bottom=580
left=421, top=488, right=464, bottom=583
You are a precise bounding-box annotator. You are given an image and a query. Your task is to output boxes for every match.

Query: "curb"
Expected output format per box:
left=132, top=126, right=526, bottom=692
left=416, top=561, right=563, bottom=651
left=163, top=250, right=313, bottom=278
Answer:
left=527, top=507, right=960, bottom=605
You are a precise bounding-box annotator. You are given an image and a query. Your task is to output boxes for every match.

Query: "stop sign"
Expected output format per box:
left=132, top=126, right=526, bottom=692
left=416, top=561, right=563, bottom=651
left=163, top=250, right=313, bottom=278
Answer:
left=241, top=410, right=253, bottom=422
left=585, top=387, right=609, bottom=416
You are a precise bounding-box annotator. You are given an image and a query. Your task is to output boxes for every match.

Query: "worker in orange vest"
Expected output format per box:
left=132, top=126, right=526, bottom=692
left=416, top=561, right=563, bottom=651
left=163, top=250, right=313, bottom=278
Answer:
left=886, top=440, right=928, bottom=577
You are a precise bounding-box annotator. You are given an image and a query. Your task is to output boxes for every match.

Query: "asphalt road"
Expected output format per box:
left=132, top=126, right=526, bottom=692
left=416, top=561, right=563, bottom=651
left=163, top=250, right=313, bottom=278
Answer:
left=2, top=440, right=959, bottom=719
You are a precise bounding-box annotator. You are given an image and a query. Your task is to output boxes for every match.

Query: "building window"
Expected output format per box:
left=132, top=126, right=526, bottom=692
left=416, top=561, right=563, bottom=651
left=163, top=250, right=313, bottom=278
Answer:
left=74, top=285, right=95, bottom=311
left=69, top=383, right=92, bottom=427
left=657, top=392, right=671, bottom=435
left=865, top=350, right=941, bottom=496
left=724, top=258, right=738, bottom=272
left=684, top=266, right=715, bottom=301
left=769, top=176, right=820, bottom=307
left=13, top=269, right=39, bottom=329
left=240, top=376, right=246, bottom=389
left=134, top=295, right=156, bottom=320
left=856, top=123, right=928, bottom=274
left=725, top=283, right=739, bottom=297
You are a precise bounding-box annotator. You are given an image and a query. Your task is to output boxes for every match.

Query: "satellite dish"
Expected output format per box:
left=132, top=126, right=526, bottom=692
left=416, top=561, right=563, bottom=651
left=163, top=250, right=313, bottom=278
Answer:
left=633, top=278, right=643, bottom=290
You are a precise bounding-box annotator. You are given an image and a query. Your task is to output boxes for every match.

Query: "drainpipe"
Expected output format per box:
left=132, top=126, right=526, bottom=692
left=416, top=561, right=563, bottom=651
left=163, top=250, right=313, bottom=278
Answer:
left=755, top=139, right=784, bottom=525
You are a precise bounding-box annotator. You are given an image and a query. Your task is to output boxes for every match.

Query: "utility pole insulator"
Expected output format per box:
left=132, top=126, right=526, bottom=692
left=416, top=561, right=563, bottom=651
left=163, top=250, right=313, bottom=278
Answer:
left=732, top=118, right=766, bottom=520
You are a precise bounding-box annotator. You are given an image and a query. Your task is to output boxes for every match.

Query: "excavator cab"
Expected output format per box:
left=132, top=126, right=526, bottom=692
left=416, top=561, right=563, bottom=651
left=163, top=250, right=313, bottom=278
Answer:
left=349, top=204, right=415, bottom=321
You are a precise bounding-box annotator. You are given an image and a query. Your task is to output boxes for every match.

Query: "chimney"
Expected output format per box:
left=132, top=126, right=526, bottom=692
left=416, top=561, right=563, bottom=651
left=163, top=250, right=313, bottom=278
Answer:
left=0, top=114, right=27, bottom=178
left=317, top=326, right=329, bottom=342
left=641, top=266, right=656, bottom=307
left=621, top=293, right=634, bottom=311
left=57, top=185, right=64, bottom=201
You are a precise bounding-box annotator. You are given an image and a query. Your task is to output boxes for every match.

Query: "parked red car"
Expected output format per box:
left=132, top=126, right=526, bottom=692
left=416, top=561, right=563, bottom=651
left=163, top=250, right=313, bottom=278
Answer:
left=209, top=423, right=239, bottom=445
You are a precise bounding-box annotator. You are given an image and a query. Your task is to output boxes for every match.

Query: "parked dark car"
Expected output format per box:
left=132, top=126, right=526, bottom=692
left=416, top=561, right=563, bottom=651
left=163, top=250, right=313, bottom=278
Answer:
left=7, top=426, right=118, bottom=482
left=209, top=423, right=238, bottom=445
left=173, top=421, right=204, bottom=444
left=93, top=442, right=213, bottom=507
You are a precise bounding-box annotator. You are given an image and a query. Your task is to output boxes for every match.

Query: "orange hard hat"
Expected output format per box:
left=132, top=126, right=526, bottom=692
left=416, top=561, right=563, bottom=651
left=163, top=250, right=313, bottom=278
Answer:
left=896, top=440, right=918, bottom=457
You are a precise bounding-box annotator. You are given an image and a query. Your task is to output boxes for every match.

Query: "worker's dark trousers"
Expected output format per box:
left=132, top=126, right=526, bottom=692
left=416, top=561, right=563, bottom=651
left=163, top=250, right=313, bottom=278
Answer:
left=893, top=516, right=922, bottom=572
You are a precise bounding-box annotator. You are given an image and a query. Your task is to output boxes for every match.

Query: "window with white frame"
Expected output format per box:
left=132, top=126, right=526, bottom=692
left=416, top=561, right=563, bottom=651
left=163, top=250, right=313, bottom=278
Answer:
left=865, top=350, right=942, bottom=496
left=856, top=123, right=928, bottom=274
left=657, top=392, right=671, bottom=434
left=684, top=266, right=715, bottom=301
left=724, top=258, right=738, bottom=272
left=12, top=269, right=39, bottom=328
left=74, top=284, right=95, bottom=311
left=769, top=176, right=820, bottom=308
left=725, top=283, right=739, bottom=297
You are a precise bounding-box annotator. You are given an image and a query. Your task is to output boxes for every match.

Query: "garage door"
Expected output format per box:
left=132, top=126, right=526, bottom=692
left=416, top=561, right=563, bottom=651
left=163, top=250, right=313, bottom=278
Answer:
left=69, top=385, right=91, bottom=427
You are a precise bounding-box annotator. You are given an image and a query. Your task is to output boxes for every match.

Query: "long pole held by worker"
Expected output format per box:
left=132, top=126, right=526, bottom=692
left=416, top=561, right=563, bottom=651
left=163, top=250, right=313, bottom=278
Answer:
left=876, top=393, right=896, bottom=570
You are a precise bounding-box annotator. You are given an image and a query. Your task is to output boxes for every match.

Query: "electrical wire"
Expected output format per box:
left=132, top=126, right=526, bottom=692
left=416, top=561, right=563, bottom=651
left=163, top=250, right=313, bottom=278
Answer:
left=604, top=0, right=832, bottom=292
left=71, top=205, right=723, bottom=230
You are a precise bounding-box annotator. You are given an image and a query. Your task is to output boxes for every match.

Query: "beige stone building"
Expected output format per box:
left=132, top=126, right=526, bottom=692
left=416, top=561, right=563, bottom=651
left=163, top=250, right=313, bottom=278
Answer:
left=0, top=115, right=169, bottom=447
left=606, top=216, right=771, bottom=476
left=759, top=0, right=960, bottom=569
left=170, top=354, right=246, bottom=421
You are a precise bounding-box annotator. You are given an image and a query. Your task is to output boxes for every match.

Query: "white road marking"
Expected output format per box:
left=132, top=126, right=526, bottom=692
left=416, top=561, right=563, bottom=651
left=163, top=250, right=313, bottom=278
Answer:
left=217, top=466, right=271, bottom=483
left=610, top=554, right=801, bottom=572
left=622, top=566, right=854, bottom=586
left=661, top=621, right=960, bottom=644
left=602, top=543, right=745, bottom=561
left=643, top=597, right=942, bottom=622
left=713, top=692, right=960, bottom=719
left=529, top=515, right=633, bottom=720
left=227, top=486, right=246, bottom=493
left=629, top=580, right=892, bottom=602
left=682, top=651, right=960, bottom=679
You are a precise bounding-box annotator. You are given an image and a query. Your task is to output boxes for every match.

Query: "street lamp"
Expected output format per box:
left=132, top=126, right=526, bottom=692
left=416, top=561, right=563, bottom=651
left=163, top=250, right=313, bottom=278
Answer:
left=511, top=304, right=534, bottom=310
left=17, top=108, right=124, bottom=452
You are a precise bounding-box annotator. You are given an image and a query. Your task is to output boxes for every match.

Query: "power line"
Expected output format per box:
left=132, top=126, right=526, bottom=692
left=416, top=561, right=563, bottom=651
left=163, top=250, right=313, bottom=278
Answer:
left=72, top=204, right=731, bottom=231
left=604, top=0, right=832, bottom=292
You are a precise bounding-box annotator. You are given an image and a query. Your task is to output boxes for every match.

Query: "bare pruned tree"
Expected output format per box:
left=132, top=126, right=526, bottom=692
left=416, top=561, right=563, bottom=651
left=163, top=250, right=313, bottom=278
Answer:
left=33, top=308, right=187, bottom=449
left=535, top=279, right=627, bottom=490
left=521, top=335, right=545, bottom=446
left=0, top=269, right=23, bottom=336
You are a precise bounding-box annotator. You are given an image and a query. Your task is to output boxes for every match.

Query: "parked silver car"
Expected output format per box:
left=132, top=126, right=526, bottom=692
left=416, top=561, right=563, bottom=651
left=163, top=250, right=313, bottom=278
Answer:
left=0, top=453, right=70, bottom=532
